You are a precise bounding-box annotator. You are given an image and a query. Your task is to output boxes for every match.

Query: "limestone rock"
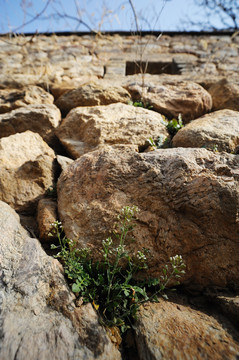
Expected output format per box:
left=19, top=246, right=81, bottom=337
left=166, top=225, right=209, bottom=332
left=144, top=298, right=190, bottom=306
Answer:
left=208, top=79, right=239, bottom=111
left=0, top=86, right=54, bottom=114
left=173, top=109, right=239, bottom=152
left=56, top=103, right=168, bottom=158
left=0, top=131, right=56, bottom=212
left=50, top=76, right=99, bottom=100
left=55, top=83, right=131, bottom=115
left=37, top=198, right=58, bottom=242
left=0, top=200, right=121, bottom=360
left=57, top=146, right=239, bottom=287
left=205, top=288, right=239, bottom=329
left=56, top=155, right=74, bottom=172
left=125, top=80, right=212, bottom=122
left=135, top=300, right=239, bottom=359
left=0, top=104, right=61, bottom=146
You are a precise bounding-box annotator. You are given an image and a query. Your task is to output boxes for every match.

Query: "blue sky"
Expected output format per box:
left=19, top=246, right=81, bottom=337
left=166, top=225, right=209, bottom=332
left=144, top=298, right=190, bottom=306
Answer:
left=0, top=0, right=225, bottom=33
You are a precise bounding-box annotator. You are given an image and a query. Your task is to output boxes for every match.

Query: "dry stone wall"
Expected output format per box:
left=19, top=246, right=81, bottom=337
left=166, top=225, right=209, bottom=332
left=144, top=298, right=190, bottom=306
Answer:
left=0, top=32, right=239, bottom=359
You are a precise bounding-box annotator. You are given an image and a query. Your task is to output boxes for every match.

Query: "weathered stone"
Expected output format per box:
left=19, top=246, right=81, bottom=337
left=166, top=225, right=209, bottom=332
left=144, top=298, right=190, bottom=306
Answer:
left=19, top=214, right=39, bottom=238
left=57, top=146, right=239, bottom=287
left=56, top=103, right=168, bottom=159
left=50, top=76, right=99, bottom=100
left=55, top=83, right=131, bottom=115
left=125, top=80, right=212, bottom=122
left=0, top=86, right=54, bottom=114
left=173, top=109, right=239, bottom=152
left=56, top=155, right=74, bottom=172
left=0, top=131, right=56, bottom=212
left=0, top=200, right=121, bottom=360
left=37, top=198, right=58, bottom=242
left=208, top=79, right=239, bottom=111
left=0, top=104, right=61, bottom=145
left=205, top=288, right=239, bottom=329
left=135, top=299, right=239, bottom=359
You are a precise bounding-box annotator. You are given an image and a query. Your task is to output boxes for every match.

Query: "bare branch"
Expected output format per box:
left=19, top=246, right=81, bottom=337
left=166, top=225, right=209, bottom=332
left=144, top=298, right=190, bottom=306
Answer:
left=12, top=0, right=52, bottom=33
left=128, top=0, right=139, bottom=33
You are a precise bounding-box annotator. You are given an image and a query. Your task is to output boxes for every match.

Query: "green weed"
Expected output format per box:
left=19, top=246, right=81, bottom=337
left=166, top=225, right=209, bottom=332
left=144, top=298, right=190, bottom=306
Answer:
left=129, top=100, right=153, bottom=110
left=50, top=206, right=185, bottom=333
left=166, top=114, right=183, bottom=136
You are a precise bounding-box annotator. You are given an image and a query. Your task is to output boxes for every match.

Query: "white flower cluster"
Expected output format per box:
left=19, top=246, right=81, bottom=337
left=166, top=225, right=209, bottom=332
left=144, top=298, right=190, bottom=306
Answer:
left=136, top=251, right=147, bottom=261
left=102, top=237, right=113, bottom=247
left=115, top=244, right=126, bottom=253
left=169, top=255, right=183, bottom=263
left=50, top=220, right=63, bottom=229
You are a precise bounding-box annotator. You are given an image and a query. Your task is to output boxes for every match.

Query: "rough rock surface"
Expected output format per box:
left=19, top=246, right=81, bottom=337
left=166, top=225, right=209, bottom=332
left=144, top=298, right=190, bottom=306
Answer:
left=0, top=131, right=56, bottom=212
left=208, top=79, right=239, bottom=111
left=56, top=154, right=74, bottom=172
left=205, top=288, right=239, bottom=329
left=0, top=200, right=121, bottom=360
left=125, top=80, right=212, bottom=122
left=0, top=85, right=54, bottom=114
left=56, top=103, right=167, bottom=158
left=0, top=104, right=61, bottom=145
left=55, top=83, right=131, bottom=115
left=57, top=146, right=239, bottom=287
left=37, top=198, right=58, bottom=241
left=135, top=299, right=239, bottom=360
left=173, top=109, right=239, bottom=152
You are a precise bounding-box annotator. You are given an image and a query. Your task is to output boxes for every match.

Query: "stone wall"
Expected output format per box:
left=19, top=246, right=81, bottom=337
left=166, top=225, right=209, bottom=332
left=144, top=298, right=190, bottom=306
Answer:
left=0, top=33, right=239, bottom=91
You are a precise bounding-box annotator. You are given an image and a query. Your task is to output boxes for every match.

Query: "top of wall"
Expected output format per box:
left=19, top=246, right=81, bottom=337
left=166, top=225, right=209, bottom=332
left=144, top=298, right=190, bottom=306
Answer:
left=0, top=32, right=238, bottom=92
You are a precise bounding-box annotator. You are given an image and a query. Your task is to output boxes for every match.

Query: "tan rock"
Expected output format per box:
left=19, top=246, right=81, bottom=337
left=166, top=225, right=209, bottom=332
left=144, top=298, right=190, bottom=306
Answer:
left=55, top=83, right=131, bottom=115
left=50, top=76, right=101, bottom=100
left=135, top=300, right=239, bottom=359
left=0, top=86, right=54, bottom=114
left=208, top=79, right=239, bottom=111
left=56, top=103, right=168, bottom=159
left=0, top=131, right=56, bottom=212
left=0, top=200, right=121, bottom=360
left=37, top=198, right=58, bottom=242
left=56, top=155, right=74, bottom=172
left=57, top=146, right=239, bottom=287
left=0, top=104, right=61, bottom=145
left=125, top=79, right=212, bottom=122
left=173, top=109, right=239, bottom=152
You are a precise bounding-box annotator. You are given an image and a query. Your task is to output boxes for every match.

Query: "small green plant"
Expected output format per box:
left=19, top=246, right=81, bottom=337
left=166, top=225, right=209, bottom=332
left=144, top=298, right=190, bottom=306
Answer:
left=146, top=135, right=172, bottom=150
left=50, top=206, right=185, bottom=333
left=146, top=137, right=157, bottom=149
left=166, top=114, right=183, bottom=136
left=212, top=144, right=218, bottom=152
left=129, top=100, right=153, bottom=110
left=46, top=182, right=57, bottom=198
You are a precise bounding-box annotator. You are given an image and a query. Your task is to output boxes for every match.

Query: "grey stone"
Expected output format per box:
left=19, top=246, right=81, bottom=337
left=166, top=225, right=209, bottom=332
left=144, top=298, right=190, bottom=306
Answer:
left=0, top=200, right=121, bottom=360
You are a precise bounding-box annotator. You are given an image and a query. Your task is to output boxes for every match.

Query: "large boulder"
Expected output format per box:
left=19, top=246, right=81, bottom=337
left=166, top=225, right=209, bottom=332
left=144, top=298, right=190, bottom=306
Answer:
left=0, top=200, right=121, bottom=360
left=55, top=83, right=131, bottom=115
left=0, top=131, right=56, bottom=212
left=173, top=109, right=239, bottom=152
left=208, top=79, right=239, bottom=111
left=124, top=79, right=212, bottom=122
left=0, top=86, right=54, bottom=114
left=57, top=146, right=239, bottom=287
left=0, top=104, right=61, bottom=146
left=135, top=299, right=239, bottom=359
left=56, top=103, right=168, bottom=159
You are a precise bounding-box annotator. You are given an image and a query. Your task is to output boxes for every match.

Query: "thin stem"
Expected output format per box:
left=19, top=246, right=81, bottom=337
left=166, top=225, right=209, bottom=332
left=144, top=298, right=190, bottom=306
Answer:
left=128, top=0, right=139, bottom=33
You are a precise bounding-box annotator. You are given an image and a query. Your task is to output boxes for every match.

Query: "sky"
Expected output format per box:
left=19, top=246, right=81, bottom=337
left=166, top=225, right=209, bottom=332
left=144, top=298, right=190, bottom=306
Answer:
left=0, top=0, right=230, bottom=34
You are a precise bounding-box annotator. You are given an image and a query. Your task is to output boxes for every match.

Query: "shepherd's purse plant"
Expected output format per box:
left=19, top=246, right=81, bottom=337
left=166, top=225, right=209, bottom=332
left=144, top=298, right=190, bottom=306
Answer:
left=50, top=206, right=185, bottom=333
